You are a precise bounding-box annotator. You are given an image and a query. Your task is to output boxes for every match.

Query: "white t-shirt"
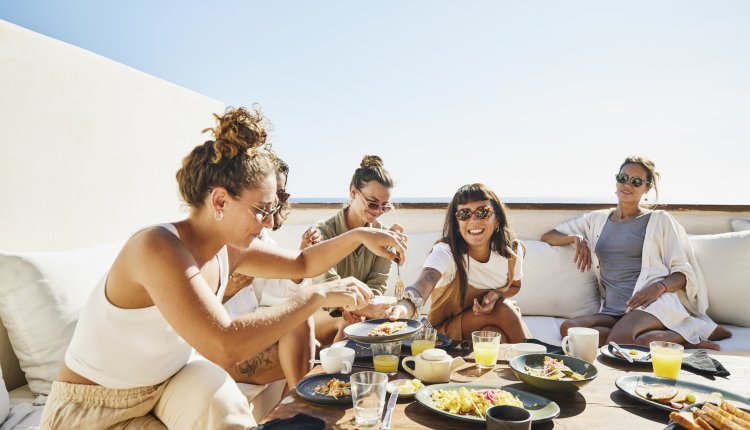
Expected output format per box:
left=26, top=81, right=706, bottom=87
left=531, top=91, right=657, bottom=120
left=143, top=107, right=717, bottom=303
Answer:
left=224, top=229, right=307, bottom=318
left=423, top=242, right=523, bottom=290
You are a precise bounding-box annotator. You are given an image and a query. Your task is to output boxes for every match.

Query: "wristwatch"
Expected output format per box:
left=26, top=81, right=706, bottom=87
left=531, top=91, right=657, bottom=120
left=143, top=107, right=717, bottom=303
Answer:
left=401, top=288, right=424, bottom=319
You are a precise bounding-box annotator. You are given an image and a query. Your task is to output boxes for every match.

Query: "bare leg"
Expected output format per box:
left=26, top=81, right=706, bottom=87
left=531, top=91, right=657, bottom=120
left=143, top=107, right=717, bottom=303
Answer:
left=460, top=300, right=526, bottom=343
left=277, top=317, right=315, bottom=388
left=607, top=310, right=720, bottom=350
left=560, top=314, right=620, bottom=347
left=313, top=309, right=349, bottom=347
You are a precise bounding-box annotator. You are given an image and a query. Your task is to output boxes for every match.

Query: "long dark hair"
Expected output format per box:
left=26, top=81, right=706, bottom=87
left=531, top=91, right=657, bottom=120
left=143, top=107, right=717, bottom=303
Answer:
left=439, top=183, right=519, bottom=307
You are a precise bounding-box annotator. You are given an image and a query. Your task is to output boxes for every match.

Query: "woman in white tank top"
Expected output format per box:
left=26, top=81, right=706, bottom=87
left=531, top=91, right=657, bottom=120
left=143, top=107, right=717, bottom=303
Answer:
left=40, top=107, right=407, bottom=430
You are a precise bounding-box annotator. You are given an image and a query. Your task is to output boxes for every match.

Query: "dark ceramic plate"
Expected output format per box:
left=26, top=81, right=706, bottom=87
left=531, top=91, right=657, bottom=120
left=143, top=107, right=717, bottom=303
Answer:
left=343, top=318, right=422, bottom=344
left=509, top=353, right=598, bottom=394
left=296, top=373, right=352, bottom=406
left=616, top=375, right=750, bottom=413
left=415, top=383, right=560, bottom=423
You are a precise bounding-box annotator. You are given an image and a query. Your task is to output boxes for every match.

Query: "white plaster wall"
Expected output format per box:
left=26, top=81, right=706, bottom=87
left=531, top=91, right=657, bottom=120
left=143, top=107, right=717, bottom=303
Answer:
left=0, top=20, right=225, bottom=252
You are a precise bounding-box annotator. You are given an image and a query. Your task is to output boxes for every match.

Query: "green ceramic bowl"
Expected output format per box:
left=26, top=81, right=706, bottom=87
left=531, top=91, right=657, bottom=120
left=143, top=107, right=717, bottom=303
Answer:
left=509, top=353, right=598, bottom=394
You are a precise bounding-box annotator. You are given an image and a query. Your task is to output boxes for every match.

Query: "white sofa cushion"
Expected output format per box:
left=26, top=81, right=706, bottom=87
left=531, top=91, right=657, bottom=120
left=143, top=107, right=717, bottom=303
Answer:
left=0, top=241, right=124, bottom=395
left=514, top=240, right=601, bottom=318
left=731, top=219, right=750, bottom=232
left=688, top=230, right=750, bottom=327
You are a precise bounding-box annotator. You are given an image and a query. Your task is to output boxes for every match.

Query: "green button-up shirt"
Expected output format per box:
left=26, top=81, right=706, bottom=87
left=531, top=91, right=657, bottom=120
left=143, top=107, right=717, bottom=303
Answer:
left=312, top=206, right=392, bottom=303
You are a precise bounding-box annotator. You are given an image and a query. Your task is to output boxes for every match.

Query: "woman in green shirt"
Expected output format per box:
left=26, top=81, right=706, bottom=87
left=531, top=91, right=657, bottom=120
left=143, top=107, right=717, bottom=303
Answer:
left=312, top=155, right=405, bottom=344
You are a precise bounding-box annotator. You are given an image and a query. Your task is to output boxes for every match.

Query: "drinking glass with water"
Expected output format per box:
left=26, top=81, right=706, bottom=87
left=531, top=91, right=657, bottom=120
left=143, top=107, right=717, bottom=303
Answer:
left=350, top=371, right=388, bottom=426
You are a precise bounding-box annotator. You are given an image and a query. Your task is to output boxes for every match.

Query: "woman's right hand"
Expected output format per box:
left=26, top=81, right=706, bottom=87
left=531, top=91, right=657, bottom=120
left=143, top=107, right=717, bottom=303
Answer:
left=317, top=277, right=373, bottom=312
left=356, top=227, right=408, bottom=264
left=571, top=234, right=592, bottom=271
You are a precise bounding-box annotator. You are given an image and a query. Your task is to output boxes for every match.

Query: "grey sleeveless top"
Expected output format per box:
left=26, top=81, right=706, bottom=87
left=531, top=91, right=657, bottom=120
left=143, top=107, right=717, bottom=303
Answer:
left=595, top=213, right=652, bottom=316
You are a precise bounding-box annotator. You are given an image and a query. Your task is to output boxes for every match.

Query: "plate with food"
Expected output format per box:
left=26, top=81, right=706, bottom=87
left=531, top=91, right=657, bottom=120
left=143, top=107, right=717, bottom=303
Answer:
left=509, top=353, right=598, bottom=394
left=386, top=378, right=424, bottom=399
left=664, top=401, right=750, bottom=429
left=415, top=383, right=560, bottom=423
left=296, top=373, right=352, bottom=406
left=615, top=375, right=750, bottom=413
left=343, top=318, right=422, bottom=344
left=599, top=343, right=652, bottom=364
left=402, top=333, right=454, bottom=351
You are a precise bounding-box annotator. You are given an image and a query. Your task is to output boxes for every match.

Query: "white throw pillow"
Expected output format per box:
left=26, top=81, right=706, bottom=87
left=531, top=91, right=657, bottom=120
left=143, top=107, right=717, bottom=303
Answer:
left=514, top=240, right=601, bottom=318
left=689, top=230, right=750, bottom=327
left=1, top=364, right=9, bottom=424
left=731, top=219, right=750, bottom=232
left=0, top=240, right=124, bottom=395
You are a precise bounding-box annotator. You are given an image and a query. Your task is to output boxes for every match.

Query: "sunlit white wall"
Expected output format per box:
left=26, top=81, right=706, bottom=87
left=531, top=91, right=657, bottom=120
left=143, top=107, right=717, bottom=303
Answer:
left=0, top=20, right=225, bottom=252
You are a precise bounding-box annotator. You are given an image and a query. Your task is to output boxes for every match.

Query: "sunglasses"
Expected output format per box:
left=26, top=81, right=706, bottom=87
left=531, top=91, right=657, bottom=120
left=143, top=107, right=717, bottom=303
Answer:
left=615, top=172, right=650, bottom=188
left=232, top=194, right=281, bottom=222
left=277, top=188, right=291, bottom=203
left=356, top=190, right=392, bottom=213
left=455, top=206, right=494, bottom=221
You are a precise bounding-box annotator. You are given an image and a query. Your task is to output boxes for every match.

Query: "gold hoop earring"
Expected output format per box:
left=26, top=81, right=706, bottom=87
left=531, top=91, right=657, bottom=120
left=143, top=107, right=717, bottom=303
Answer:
left=215, top=211, right=224, bottom=221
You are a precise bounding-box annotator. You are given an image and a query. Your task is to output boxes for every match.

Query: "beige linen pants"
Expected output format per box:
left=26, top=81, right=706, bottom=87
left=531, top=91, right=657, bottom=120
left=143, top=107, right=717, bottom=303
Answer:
left=40, top=359, right=256, bottom=430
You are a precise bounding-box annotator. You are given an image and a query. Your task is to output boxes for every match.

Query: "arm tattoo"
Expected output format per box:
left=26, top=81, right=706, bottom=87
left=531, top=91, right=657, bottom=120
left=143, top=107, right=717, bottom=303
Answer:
left=235, top=346, right=274, bottom=377
left=422, top=268, right=441, bottom=286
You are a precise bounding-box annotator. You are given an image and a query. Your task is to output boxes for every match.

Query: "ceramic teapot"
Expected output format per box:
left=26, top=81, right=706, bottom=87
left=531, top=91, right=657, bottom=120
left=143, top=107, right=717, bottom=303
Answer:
left=401, top=348, right=465, bottom=383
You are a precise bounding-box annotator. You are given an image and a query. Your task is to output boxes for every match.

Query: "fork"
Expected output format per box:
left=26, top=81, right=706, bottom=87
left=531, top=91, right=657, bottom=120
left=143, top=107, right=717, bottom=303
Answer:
left=394, top=263, right=405, bottom=299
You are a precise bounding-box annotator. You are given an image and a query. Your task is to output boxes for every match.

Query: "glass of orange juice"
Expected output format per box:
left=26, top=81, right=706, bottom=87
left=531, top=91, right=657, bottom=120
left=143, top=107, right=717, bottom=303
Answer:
left=649, top=341, right=684, bottom=379
left=472, top=331, right=502, bottom=369
left=371, top=341, right=401, bottom=375
left=411, top=327, right=437, bottom=356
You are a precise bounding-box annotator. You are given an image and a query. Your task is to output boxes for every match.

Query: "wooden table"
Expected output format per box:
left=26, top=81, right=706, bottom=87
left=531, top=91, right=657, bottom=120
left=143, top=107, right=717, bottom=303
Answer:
left=261, top=352, right=750, bottom=429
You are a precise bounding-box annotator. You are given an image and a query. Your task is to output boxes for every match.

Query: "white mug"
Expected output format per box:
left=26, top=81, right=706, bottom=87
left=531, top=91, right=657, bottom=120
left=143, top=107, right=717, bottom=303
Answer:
left=502, top=343, right=547, bottom=361
left=561, top=327, right=599, bottom=363
left=320, top=347, right=355, bottom=374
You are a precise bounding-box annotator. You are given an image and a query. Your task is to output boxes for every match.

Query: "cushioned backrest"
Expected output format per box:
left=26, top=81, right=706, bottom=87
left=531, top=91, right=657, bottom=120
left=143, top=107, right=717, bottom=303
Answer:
left=0, top=240, right=124, bottom=395
left=731, top=219, right=750, bottom=232
left=514, top=240, right=601, bottom=318
left=689, top=230, right=750, bottom=327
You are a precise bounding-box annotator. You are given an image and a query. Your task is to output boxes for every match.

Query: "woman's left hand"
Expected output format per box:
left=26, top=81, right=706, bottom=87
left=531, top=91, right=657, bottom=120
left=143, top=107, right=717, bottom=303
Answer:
left=626, top=282, right=665, bottom=313
left=342, top=310, right=364, bottom=324
left=472, top=291, right=503, bottom=315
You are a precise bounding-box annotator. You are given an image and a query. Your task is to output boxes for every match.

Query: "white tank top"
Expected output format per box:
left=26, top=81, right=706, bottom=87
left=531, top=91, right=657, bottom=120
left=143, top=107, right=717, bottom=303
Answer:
left=65, top=224, right=229, bottom=388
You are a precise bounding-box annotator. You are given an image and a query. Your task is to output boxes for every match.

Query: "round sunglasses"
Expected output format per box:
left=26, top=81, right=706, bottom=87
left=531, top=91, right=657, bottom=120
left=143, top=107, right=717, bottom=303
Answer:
left=615, top=172, right=650, bottom=188
left=455, top=206, right=494, bottom=221
left=356, top=190, right=392, bottom=213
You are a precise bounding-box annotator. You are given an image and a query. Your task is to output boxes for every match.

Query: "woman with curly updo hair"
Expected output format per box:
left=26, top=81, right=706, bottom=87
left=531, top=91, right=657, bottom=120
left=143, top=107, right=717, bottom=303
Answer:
left=40, top=107, right=406, bottom=429
left=310, top=155, right=406, bottom=345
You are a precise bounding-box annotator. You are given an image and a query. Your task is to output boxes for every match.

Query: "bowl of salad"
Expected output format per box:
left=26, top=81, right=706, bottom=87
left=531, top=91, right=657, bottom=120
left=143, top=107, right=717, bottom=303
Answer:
left=509, top=353, right=598, bottom=394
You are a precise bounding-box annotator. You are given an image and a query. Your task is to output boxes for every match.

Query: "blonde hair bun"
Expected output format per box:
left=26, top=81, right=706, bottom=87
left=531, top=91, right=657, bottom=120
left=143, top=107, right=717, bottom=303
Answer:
left=360, top=155, right=384, bottom=168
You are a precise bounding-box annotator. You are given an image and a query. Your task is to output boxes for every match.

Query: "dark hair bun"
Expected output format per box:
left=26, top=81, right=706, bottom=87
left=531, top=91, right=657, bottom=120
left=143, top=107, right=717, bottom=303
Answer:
left=360, top=155, right=384, bottom=168
left=203, top=106, right=269, bottom=163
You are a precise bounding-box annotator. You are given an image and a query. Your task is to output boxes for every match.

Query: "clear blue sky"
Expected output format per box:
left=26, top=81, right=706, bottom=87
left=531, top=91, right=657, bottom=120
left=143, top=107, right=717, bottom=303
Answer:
left=3, top=1, right=749, bottom=203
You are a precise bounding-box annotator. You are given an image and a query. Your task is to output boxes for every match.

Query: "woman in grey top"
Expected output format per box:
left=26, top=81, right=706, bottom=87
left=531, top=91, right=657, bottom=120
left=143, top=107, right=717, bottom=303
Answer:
left=540, top=156, right=731, bottom=349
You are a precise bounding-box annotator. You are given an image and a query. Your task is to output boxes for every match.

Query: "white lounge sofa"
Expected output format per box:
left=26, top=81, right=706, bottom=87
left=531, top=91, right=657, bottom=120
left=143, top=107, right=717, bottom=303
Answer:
left=2, top=212, right=749, bottom=429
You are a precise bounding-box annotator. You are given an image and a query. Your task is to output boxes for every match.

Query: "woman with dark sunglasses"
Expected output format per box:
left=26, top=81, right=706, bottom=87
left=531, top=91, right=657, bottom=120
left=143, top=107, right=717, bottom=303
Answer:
left=540, top=156, right=731, bottom=350
left=222, top=156, right=321, bottom=391
left=385, top=183, right=530, bottom=343
left=311, top=155, right=405, bottom=345
left=40, top=108, right=406, bottom=429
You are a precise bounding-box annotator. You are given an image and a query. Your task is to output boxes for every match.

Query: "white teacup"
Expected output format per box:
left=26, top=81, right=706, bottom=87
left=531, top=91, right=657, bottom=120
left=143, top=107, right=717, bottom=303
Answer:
left=561, top=327, right=599, bottom=363
left=501, top=343, right=547, bottom=361
left=320, top=347, right=355, bottom=374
